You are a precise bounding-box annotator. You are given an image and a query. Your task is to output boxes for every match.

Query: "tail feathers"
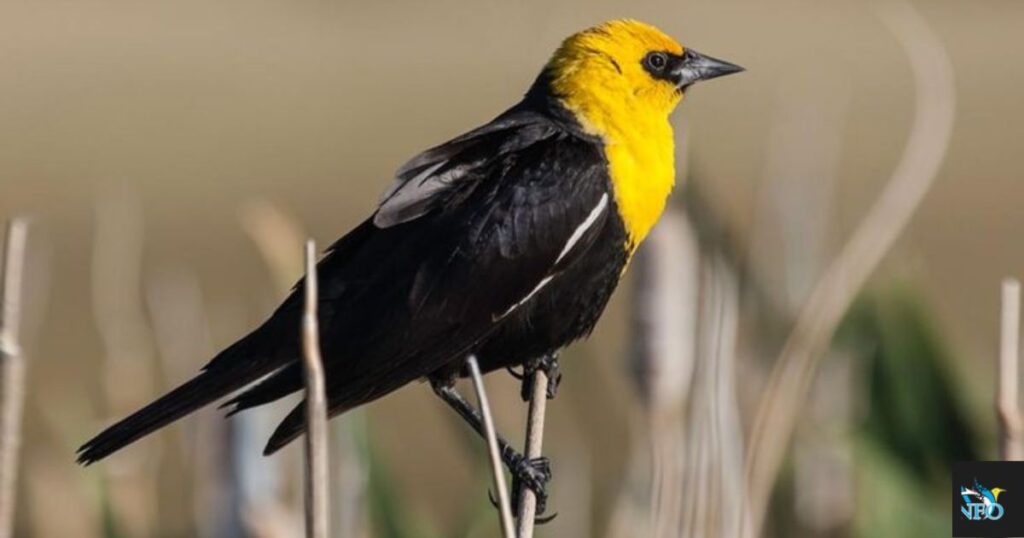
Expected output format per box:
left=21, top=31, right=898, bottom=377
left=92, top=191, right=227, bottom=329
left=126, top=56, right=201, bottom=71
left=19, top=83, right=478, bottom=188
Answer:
left=263, top=401, right=307, bottom=456
left=77, top=334, right=286, bottom=465
left=77, top=370, right=239, bottom=465
left=221, top=362, right=303, bottom=417
left=262, top=380, right=390, bottom=456
left=262, top=362, right=431, bottom=455
left=263, top=392, right=364, bottom=456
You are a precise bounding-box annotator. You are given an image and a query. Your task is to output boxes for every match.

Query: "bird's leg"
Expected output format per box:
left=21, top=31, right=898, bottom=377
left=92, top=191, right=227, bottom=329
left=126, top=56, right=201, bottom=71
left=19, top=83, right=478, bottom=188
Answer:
left=517, top=352, right=562, bottom=401
left=430, top=379, right=552, bottom=515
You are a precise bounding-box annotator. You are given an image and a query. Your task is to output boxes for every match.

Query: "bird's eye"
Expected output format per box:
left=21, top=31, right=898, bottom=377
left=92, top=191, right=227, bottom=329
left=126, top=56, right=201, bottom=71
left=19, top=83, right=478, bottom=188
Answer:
left=645, top=52, right=668, bottom=72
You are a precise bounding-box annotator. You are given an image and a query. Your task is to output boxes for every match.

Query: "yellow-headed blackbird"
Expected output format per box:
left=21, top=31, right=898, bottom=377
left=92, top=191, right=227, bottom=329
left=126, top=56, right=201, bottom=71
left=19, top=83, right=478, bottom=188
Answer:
left=78, top=19, right=741, bottom=510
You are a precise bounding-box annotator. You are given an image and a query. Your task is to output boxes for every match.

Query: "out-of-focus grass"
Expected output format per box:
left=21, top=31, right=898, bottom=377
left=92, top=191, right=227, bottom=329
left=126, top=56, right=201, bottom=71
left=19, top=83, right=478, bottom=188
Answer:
left=854, top=437, right=949, bottom=538
left=841, top=285, right=984, bottom=484
left=772, top=283, right=986, bottom=537
left=366, top=430, right=441, bottom=538
left=842, top=285, right=984, bottom=538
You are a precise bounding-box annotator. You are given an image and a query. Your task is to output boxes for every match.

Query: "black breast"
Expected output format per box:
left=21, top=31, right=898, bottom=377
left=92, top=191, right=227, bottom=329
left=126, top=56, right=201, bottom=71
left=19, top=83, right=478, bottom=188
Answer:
left=471, top=201, right=630, bottom=373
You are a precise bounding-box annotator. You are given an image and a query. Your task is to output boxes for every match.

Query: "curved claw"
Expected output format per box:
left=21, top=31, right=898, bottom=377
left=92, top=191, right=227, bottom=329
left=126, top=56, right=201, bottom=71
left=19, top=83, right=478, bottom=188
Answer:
left=509, top=455, right=554, bottom=517
left=489, top=486, right=558, bottom=523
left=506, top=366, right=525, bottom=381
left=487, top=488, right=499, bottom=508
left=536, top=511, right=559, bottom=525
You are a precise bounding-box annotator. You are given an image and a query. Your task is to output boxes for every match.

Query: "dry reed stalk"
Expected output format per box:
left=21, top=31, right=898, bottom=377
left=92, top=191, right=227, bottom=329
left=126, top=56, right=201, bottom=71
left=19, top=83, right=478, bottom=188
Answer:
left=623, top=202, right=744, bottom=538
left=301, top=240, right=329, bottom=538
left=628, top=208, right=699, bottom=538
left=998, top=279, right=1022, bottom=461
left=741, top=2, right=956, bottom=535
left=144, top=269, right=221, bottom=535
left=0, top=219, right=28, bottom=538
left=516, top=370, right=549, bottom=538
left=466, top=355, right=515, bottom=537
left=630, top=208, right=700, bottom=415
left=614, top=117, right=745, bottom=534
left=239, top=200, right=308, bottom=537
left=91, top=192, right=160, bottom=535
left=681, top=257, right=741, bottom=538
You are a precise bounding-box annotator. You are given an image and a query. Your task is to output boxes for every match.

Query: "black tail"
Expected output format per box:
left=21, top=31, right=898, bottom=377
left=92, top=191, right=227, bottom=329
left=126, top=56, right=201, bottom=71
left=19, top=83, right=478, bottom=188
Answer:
left=221, top=362, right=304, bottom=417
left=263, top=401, right=308, bottom=456
left=76, top=334, right=288, bottom=465
left=260, top=373, right=414, bottom=456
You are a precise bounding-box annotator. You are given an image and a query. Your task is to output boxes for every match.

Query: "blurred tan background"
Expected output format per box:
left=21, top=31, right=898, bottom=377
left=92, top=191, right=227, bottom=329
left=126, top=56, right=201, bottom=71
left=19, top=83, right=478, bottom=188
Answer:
left=1, top=0, right=1023, bottom=536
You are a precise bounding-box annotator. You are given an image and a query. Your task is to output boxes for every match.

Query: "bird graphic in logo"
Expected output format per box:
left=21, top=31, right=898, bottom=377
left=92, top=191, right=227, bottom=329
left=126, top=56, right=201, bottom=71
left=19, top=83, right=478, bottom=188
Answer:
left=961, top=480, right=1006, bottom=521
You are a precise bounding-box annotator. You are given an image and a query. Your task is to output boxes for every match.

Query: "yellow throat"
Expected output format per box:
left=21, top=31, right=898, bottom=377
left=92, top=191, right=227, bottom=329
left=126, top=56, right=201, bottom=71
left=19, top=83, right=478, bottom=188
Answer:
left=545, top=20, right=685, bottom=249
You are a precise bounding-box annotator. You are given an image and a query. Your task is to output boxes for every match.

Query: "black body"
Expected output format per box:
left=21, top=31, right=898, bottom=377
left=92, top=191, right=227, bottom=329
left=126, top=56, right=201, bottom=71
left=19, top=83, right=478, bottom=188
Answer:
left=77, top=78, right=631, bottom=464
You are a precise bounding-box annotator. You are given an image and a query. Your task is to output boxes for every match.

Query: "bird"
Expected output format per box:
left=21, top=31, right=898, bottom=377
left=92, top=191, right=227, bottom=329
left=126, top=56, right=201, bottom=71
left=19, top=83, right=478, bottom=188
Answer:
left=77, top=19, right=742, bottom=513
left=962, top=482, right=1006, bottom=506
left=975, top=481, right=1006, bottom=505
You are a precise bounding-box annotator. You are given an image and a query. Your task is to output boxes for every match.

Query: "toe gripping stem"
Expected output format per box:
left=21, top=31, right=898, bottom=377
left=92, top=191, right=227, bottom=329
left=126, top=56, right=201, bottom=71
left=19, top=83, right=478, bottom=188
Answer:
left=490, top=450, right=556, bottom=523
left=507, top=353, right=561, bottom=401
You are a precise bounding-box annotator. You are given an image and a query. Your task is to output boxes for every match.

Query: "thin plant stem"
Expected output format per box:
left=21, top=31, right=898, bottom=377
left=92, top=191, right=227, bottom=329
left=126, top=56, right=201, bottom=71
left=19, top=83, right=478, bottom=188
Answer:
left=466, top=355, right=515, bottom=538
left=0, top=219, right=28, bottom=538
left=302, top=240, right=329, bottom=538
left=998, top=279, right=1022, bottom=461
left=516, top=370, right=549, bottom=538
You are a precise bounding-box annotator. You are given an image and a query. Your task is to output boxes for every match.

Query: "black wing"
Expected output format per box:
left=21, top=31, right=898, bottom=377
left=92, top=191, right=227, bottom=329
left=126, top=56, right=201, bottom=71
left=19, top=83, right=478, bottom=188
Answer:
left=257, top=109, right=614, bottom=452
left=375, top=108, right=558, bottom=227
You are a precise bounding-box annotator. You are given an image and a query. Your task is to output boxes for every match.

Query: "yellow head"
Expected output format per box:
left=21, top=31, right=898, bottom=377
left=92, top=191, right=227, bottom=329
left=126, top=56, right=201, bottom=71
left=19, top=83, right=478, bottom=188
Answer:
left=543, top=19, right=742, bottom=135
left=536, top=20, right=742, bottom=246
left=993, top=488, right=1007, bottom=502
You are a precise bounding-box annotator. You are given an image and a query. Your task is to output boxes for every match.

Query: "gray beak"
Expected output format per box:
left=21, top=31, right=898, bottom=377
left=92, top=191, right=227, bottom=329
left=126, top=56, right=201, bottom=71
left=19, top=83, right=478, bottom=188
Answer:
left=672, top=49, right=744, bottom=90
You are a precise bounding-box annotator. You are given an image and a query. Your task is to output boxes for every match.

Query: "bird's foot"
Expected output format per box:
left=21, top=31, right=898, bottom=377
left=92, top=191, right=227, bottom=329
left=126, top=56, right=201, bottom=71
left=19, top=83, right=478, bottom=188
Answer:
left=511, top=454, right=556, bottom=521
left=490, top=453, right=556, bottom=522
left=514, top=353, right=561, bottom=401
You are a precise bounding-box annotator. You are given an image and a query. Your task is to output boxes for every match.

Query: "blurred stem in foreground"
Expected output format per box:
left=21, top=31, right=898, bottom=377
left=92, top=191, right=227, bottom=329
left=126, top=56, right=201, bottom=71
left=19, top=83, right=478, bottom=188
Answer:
left=611, top=204, right=743, bottom=538
left=92, top=191, right=158, bottom=537
left=242, top=200, right=375, bottom=537
left=144, top=267, right=222, bottom=537
left=0, top=219, right=28, bottom=538
left=997, top=279, right=1022, bottom=461
left=239, top=199, right=306, bottom=537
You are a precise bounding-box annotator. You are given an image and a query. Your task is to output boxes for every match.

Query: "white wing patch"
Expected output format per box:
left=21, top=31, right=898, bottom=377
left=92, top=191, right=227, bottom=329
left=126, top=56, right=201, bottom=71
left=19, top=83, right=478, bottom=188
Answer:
left=495, top=275, right=554, bottom=320
left=494, top=193, right=610, bottom=320
left=556, top=193, right=608, bottom=263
